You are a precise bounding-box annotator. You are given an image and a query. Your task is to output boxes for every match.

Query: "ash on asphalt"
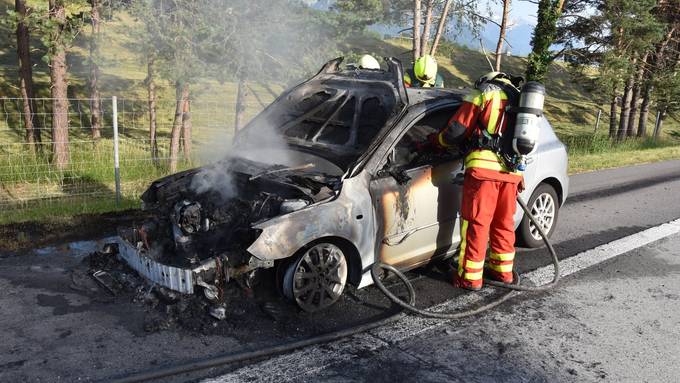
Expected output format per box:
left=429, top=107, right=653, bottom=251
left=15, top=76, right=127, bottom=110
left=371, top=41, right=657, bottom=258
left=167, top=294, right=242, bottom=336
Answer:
left=80, top=249, right=485, bottom=339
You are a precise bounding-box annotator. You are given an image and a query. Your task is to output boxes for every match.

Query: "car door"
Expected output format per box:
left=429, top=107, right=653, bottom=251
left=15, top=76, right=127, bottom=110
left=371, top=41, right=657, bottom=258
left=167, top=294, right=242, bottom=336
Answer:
left=369, top=107, right=464, bottom=270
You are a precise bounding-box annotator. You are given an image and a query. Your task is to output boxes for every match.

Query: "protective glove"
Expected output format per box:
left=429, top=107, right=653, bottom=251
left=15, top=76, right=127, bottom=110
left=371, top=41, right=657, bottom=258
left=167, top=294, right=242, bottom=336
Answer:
left=518, top=176, right=526, bottom=193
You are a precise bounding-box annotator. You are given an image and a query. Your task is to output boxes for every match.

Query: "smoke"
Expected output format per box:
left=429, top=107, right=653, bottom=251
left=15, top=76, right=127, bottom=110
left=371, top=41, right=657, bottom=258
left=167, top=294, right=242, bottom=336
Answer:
left=173, top=0, right=338, bottom=200
left=189, top=161, right=238, bottom=201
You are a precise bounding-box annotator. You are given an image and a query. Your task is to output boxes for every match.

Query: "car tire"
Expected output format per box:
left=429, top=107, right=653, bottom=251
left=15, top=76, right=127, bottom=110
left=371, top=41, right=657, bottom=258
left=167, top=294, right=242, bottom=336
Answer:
left=517, top=183, right=559, bottom=248
left=282, top=242, right=348, bottom=312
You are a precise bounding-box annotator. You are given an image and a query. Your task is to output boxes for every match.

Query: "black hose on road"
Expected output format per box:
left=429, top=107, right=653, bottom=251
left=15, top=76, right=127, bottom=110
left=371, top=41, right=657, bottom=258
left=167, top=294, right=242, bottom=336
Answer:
left=370, top=196, right=560, bottom=319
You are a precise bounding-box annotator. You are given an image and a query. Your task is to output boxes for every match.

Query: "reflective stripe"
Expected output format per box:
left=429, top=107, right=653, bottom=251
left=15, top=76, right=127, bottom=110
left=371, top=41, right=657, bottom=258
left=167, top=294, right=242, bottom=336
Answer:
left=465, top=259, right=484, bottom=269
left=464, top=90, right=484, bottom=106
left=438, top=133, right=448, bottom=148
left=458, top=219, right=469, bottom=277
left=465, top=150, right=521, bottom=174
left=488, top=263, right=514, bottom=273
left=464, top=270, right=483, bottom=280
left=490, top=252, right=515, bottom=261
left=487, top=92, right=501, bottom=134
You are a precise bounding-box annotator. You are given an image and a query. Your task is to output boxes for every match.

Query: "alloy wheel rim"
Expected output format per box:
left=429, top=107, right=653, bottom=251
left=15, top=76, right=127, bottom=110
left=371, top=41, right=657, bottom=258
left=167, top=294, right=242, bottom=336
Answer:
left=529, top=192, right=556, bottom=241
left=292, top=243, right=348, bottom=312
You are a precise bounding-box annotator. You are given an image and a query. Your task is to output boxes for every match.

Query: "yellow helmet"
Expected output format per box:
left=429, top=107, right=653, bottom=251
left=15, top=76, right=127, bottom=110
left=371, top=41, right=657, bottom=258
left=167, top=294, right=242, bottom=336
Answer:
left=414, top=55, right=437, bottom=84
left=358, top=54, right=380, bottom=70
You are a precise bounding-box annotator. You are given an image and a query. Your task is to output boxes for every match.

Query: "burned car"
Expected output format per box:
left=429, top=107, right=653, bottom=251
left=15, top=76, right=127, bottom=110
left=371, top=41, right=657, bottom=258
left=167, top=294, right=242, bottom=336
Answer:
left=118, top=57, right=569, bottom=313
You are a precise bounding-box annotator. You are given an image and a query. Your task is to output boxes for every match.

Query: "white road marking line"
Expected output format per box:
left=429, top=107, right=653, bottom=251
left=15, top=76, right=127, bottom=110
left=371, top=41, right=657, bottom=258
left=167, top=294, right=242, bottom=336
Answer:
left=203, top=218, right=680, bottom=383
left=526, top=218, right=680, bottom=286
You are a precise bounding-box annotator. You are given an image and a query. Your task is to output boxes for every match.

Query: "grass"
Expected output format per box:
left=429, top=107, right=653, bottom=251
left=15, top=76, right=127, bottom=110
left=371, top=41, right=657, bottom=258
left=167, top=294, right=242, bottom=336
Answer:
left=0, top=197, right=138, bottom=225
left=567, top=137, right=680, bottom=174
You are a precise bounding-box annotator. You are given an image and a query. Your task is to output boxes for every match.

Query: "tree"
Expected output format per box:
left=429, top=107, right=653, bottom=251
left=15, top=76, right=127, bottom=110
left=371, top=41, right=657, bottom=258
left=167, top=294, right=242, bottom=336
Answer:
left=332, top=0, right=385, bottom=36
left=205, top=0, right=336, bottom=134
left=413, top=0, right=422, bottom=62
left=420, top=0, right=435, bottom=54
left=145, top=57, right=159, bottom=163
left=32, top=0, right=89, bottom=170
left=12, top=0, right=39, bottom=153
left=639, top=1, right=679, bottom=137
left=149, top=0, right=208, bottom=172
left=47, top=0, right=69, bottom=170
left=494, top=0, right=511, bottom=71
left=88, top=0, right=102, bottom=141
left=638, top=26, right=676, bottom=137
left=129, top=0, right=162, bottom=164
left=526, top=0, right=565, bottom=82
left=609, top=0, right=663, bottom=140
left=430, top=0, right=452, bottom=55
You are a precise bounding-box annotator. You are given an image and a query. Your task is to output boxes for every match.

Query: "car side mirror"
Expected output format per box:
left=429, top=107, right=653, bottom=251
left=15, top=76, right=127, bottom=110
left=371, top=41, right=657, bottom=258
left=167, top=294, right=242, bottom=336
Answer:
left=378, top=160, right=411, bottom=185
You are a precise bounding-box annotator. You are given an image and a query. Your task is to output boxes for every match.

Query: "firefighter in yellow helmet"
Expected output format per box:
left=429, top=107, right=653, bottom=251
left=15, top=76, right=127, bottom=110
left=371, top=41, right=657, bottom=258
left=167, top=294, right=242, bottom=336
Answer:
left=404, top=54, right=444, bottom=88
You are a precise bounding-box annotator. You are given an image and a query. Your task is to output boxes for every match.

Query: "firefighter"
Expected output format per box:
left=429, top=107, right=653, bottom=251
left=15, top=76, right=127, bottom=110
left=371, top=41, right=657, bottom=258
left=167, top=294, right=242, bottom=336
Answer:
left=429, top=71, right=524, bottom=290
left=404, top=54, right=444, bottom=88
left=358, top=54, right=381, bottom=70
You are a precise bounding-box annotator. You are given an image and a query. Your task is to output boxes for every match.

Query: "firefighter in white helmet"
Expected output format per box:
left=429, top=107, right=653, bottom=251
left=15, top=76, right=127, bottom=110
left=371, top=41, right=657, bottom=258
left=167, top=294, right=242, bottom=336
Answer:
left=358, top=54, right=380, bottom=70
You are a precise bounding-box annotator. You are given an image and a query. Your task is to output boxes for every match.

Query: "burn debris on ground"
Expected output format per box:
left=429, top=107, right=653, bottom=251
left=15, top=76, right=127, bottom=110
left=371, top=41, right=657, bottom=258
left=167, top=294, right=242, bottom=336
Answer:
left=79, top=248, right=297, bottom=336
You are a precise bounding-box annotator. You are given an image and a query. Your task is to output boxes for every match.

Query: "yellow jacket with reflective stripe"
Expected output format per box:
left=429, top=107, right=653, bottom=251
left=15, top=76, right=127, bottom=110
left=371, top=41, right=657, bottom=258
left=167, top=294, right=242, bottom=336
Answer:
left=439, top=82, right=521, bottom=182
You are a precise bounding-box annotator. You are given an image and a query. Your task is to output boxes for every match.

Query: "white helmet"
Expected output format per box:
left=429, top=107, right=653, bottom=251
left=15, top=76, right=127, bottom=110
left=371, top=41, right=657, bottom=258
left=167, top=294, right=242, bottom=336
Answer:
left=358, top=54, right=380, bottom=70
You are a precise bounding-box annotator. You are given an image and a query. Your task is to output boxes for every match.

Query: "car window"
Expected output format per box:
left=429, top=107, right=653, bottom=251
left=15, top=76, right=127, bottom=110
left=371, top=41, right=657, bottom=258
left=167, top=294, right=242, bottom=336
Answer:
left=357, top=97, right=389, bottom=147
left=238, top=79, right=401, bottom=172
left=389, top=107, right=458, bottom=169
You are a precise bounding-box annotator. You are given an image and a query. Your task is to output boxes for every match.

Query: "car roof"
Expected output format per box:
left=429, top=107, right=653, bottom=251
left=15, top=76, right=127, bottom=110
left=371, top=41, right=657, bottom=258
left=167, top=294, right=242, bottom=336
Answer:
left=405, top=87, right=467, bottom=105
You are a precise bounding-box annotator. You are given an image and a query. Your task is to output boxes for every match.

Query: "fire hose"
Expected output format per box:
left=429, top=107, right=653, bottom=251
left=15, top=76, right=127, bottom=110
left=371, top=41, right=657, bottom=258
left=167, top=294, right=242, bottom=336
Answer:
left=370, top=195, right=560, bottom=319
left=108, top=196, right=558, bottom=383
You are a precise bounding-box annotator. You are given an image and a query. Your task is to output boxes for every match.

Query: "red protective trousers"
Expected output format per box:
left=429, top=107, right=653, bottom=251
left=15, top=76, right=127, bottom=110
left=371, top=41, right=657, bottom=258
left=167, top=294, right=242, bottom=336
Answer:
left=455, top=172, right=518, bottom=289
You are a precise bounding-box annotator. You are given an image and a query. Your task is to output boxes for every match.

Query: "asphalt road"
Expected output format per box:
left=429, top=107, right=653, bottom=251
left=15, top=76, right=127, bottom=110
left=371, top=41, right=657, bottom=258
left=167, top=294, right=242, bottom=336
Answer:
left=264, top=233, right=680, bottom=382
left=1, top=159, right=680, bottom=382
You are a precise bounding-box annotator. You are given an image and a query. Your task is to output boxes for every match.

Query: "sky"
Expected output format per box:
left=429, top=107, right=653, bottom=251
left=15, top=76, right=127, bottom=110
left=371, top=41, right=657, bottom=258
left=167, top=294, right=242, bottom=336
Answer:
left=504, top=0, right=539, bottom=27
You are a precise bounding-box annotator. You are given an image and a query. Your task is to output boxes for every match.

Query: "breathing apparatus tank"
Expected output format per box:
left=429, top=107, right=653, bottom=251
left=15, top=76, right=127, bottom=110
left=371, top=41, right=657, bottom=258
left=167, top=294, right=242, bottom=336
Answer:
left=512, top=81, right=545, bottom=156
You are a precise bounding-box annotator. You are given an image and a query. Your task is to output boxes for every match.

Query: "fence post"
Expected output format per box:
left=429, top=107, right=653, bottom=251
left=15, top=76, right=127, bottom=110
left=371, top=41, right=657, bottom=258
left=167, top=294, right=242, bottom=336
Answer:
left=112, top=96, right=121, bottom=207
left=653, top=110, right=661, bottom=143
left=593, top=109, right=602, bottom=134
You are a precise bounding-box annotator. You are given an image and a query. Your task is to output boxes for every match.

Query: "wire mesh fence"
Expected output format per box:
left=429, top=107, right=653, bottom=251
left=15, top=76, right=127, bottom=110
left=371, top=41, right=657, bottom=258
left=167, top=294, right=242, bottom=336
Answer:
left=0, top=96, right=270, bottom=220
left=0, top=94, right=673, bottom=222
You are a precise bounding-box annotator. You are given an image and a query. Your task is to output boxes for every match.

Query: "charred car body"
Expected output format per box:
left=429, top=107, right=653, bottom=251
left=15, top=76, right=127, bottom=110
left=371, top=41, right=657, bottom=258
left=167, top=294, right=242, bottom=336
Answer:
left=118, top=57, right=569, bottom=313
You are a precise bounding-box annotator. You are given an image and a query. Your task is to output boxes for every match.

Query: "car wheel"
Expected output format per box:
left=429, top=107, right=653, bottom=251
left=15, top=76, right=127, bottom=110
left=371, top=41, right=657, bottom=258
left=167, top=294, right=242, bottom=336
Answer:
left=282, top=242, right=348, bottom=312
left=517, top=183, right=559, bottom=248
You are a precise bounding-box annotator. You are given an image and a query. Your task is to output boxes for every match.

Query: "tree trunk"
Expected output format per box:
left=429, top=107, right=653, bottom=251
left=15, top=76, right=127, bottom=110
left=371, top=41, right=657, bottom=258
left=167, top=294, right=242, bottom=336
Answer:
left=181, top=91, right=192, bottom=163
left=627, top=52, right=648, bottom=137
left=617, top=56, right=637, bottom=141
left=89, top=0, right=101, bottom=141
left=169, top=82, right=188, bottom=173
left=608, top=91, right=618, bottom=139
left=429, top=0, right=452, bottom=56
left=420, top=1, right=434, bottom=56
left=234, top=76, right=249, bottom=133
left=412, top=0, right=422, bottom=63
left=494, top=0, right=511, bottom=71
left=49, top=0, right=69, bottom=170
left=146, top=57, right=158, bottom=164
left=637, top=82, right=653, bottom=137
left=15, top=0, right=37, bottom=153
left=637, top=26, right=677, bottom=138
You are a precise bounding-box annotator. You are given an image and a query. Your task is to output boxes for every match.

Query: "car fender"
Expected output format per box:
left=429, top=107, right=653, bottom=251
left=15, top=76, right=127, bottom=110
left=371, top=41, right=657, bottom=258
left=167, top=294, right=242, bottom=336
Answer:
left=247, top=173, right=376, bottom=267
